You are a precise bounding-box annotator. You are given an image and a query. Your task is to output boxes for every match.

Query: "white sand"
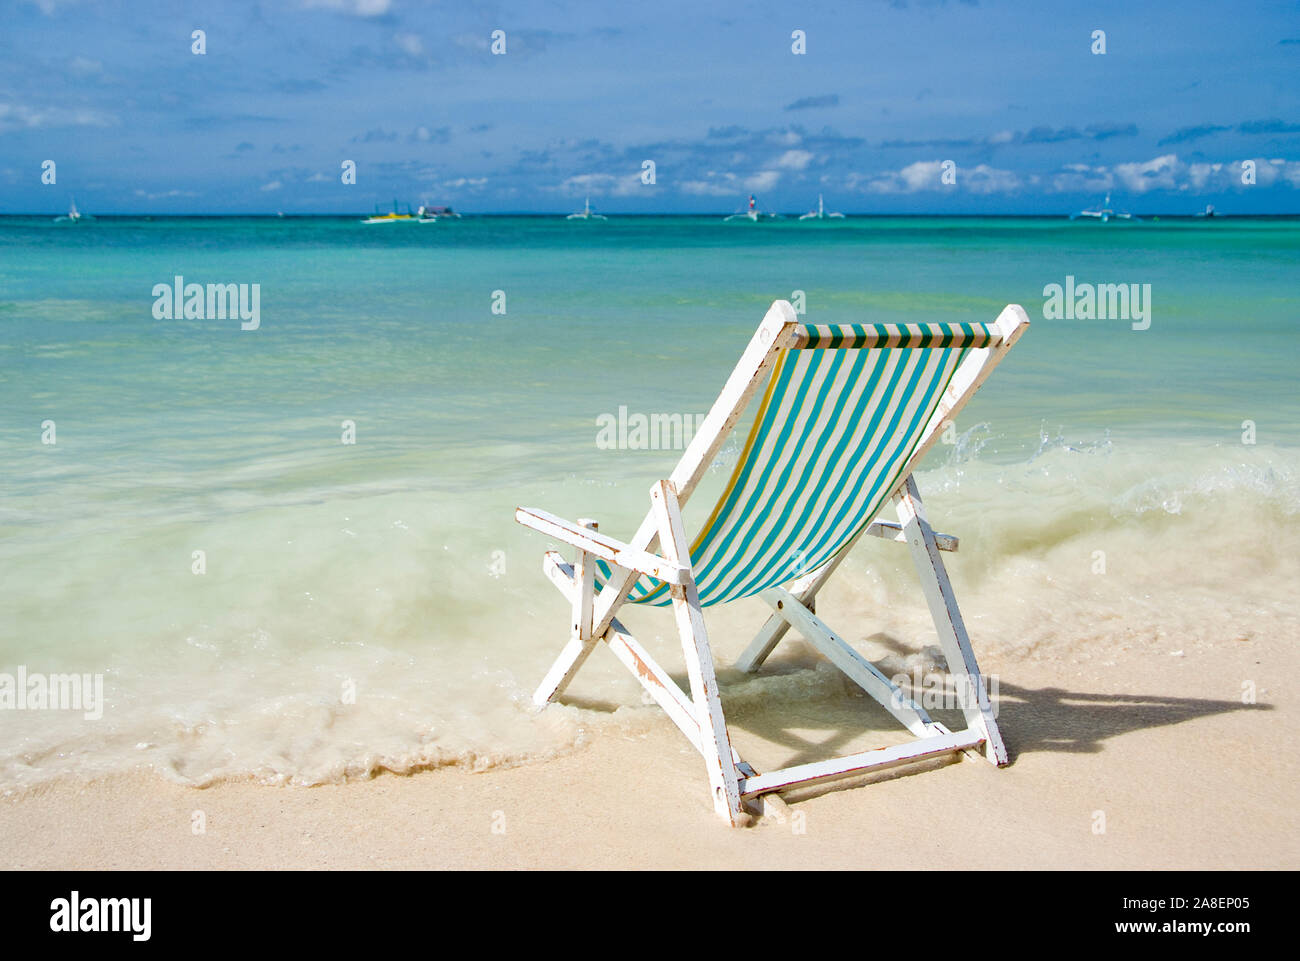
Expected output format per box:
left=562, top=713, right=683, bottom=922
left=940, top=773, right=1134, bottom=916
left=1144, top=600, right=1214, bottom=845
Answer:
left=3, top=632, right=1295, bottom=870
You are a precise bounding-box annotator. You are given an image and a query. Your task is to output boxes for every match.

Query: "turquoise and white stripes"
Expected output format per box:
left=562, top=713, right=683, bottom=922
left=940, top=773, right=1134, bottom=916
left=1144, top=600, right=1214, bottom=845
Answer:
left=596, top=329, right=972, bottom=607
left=794, top=322, right=1000, bottom=349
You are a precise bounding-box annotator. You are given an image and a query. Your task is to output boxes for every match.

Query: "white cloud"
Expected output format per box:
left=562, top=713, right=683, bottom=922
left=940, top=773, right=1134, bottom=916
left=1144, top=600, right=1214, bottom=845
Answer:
left=1113, top=153, right=1180, bottom=193
left=1050, top=163, right=1113, bottom=194
left=1246, top=157, right=1300, bottom=188
left=394, top=33, right=423, bottom=56
left=0, top=102, right=116, bottom=132
left=557, top=172, right=647, bottom=197
left=775, top=149, right=813, bottom=171
left=963, top=164, right=1022, bottom=194
left=680, top=168, right=781, bottom=196
left=852, top=153, right=1300, bottom=197
left=864, top=160, right=944, bottom=194
left=259, top=180, right=283, bottom=192
left=454, top=33, right=489, bottom=52
left=681, top=175, right=739, bottom=197
left=899, top=160, right=944, bottom=192
left=302, top=0, right=390, bottom=16
left=1101, top=154, right=1300, bottom=193
left=22, top=0, right=74, bottom=14
left=1186, top=162, right=1223, bottom=191
left=69, top=56, right=101, bottom=77
left=857, top=160, right=1020, bottom=195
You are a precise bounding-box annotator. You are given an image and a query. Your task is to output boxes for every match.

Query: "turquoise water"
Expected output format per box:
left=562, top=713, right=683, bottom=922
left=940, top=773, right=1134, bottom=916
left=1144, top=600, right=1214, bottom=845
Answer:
left=2, top=215, right=1298, bottom=789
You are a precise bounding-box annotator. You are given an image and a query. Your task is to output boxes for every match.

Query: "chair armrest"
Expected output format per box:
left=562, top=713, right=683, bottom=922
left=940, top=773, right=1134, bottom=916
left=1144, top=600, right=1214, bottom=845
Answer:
left=865, top=520, right=958, bottom=552
left=515, top=507, right=689, bottom=585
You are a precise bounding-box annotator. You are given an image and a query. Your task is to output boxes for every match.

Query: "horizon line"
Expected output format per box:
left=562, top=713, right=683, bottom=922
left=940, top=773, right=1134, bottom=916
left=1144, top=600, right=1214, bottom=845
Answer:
left=5, top=210, right=1299, bottom=219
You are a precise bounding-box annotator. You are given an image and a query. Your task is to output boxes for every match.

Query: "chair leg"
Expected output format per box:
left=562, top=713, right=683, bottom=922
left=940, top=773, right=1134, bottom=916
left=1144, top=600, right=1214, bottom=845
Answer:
left=895, top=475, right=1008, bottom=765
left=532, top=523, right=600, bottom=707
left=736, top=540, right=850, bottom=673
left=760, top=586, right=937, bottom=737
left=651, top=481, right=744, bottom=825
left=735, top=608, right=794, bottom=674
left=532, top=634, right=598, bottom=707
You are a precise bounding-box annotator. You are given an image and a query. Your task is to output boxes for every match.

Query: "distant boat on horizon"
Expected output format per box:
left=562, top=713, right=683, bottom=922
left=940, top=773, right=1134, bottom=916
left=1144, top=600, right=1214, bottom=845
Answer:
left=799, top=194, right=845, bottom=220
left=416, top=204, right=460, bottom=222
left=363, top=199, right=460, bottom=224
left=1195, top=204, right=1218, bottom=218
left=363, top=200, right=416, bottom=224
left=53, top=197, right=91, bottom=223
left=566, top=196, right=607, bottom=220
left=1071, top=192, right=1138, bottom=223
left=724, top=194, right=777, bottom=222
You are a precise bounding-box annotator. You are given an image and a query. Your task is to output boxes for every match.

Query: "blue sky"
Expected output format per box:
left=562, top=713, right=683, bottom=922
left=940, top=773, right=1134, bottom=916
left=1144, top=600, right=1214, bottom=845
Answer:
left=2, top=0, right=1298, bottom=214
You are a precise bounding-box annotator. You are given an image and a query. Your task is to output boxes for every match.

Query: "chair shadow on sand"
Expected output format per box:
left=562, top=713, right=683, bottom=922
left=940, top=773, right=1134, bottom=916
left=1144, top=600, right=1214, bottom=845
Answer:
left=982, top=680, right=1271, bottom=762
left=730, top=664, right=1270, bottom=804
left=556, top=628, right=1270, bottom=791
left=852, top=629, right=1271, bottom=763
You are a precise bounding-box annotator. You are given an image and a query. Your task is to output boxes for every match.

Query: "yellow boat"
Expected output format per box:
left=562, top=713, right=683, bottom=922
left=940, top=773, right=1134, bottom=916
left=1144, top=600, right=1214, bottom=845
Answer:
left=362, top=200, right=416, bottom=224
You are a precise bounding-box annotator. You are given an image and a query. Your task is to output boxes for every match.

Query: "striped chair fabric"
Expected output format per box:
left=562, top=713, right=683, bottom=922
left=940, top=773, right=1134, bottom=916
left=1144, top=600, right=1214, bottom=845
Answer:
left=595, top=322, right=998, bottom=607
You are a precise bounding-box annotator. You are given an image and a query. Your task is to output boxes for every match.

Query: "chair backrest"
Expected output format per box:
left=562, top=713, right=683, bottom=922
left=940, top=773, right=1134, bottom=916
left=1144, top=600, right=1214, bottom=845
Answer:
left=597, top=318, right=1016, bottom=607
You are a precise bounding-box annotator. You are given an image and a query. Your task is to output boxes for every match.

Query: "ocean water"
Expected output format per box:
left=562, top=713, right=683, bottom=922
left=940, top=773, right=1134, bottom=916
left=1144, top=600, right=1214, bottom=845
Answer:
left=1, top=215, right=1297, bottom=791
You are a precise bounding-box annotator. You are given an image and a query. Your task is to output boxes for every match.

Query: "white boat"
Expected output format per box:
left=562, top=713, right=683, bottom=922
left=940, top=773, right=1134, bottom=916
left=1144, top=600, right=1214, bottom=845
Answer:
left=1195, top=204, right=1217, bottom=218
left=53, top=197, right=89, bottom=223
left=416, top=204, right=461, bottom=222
left=724, top=194, right=776, bottom=222
left=799, top=194, right=845, bottom=220
left=566, top=197, right=606, bottom=220
left=1071, top=193, right=1138, bottom=222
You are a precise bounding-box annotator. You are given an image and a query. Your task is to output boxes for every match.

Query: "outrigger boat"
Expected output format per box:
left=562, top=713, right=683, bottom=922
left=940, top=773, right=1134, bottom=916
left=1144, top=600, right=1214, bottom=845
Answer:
left=566, top=196, right=607, bottom=220
left=798, top=194, right=845, bottom=220
left=417, top=205, right=460, bottom=222
left=1071, top=192, right=1138, bottom=222
left=724, top=194, right=776, bottom=222
left=54, top=197, right=90, bottom=223
left=362, top=200, right=416, bottom=224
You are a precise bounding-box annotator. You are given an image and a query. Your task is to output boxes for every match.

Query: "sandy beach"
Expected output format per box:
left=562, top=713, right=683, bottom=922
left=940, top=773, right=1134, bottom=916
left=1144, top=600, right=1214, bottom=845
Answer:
left=5, top=622, right=1293, bottom=871
left=5, top=1, right=1299, bottom=881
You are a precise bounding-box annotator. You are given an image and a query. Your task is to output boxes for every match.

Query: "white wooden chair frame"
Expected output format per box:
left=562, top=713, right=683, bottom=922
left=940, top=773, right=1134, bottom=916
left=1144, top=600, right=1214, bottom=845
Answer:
left=516, top=301, right=1030, bottom=824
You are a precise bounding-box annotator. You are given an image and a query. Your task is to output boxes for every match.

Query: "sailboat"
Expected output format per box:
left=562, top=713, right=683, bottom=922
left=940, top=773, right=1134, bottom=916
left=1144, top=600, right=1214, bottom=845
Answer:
left=724, top=194, right=775, bottom=222
left=1071, top=192, right=1138, bottom=223
left=53, top=197, right=90, bottom=223
left=798, top=194, right=845, bottom=220
left=566, top=196, right=606, bottom=220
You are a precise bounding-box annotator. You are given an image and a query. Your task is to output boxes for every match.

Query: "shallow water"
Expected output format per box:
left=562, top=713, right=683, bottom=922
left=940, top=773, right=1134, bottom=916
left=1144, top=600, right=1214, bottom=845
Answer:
left=2, top=215, right=1297, bottom=790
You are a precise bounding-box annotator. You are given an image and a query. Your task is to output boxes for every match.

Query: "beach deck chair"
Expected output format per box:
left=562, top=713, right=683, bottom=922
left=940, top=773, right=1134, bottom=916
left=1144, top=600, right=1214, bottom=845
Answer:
left=515, top=300, right=1030, bottom=825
